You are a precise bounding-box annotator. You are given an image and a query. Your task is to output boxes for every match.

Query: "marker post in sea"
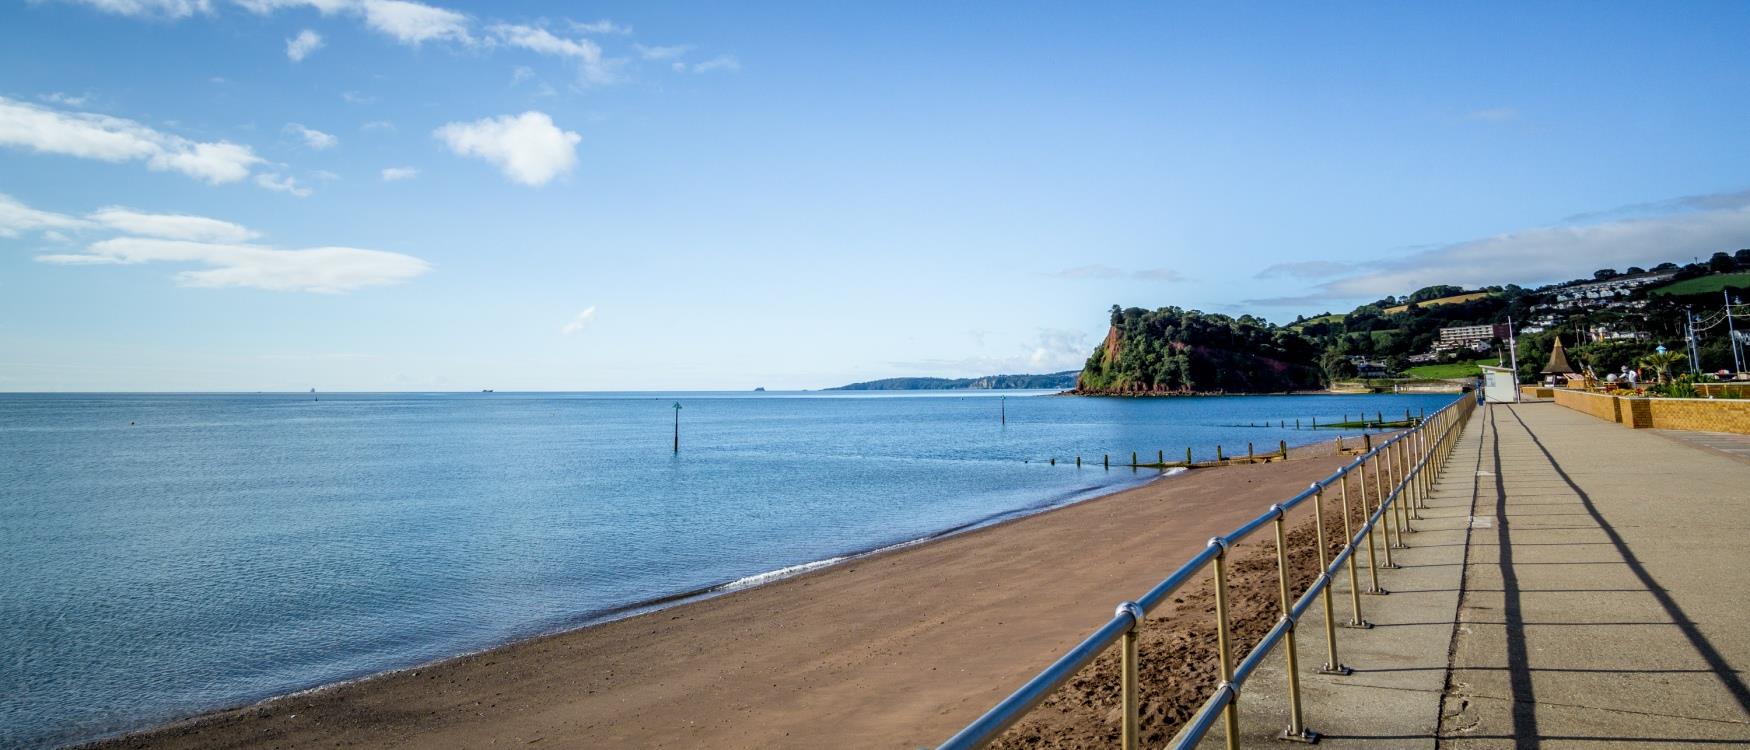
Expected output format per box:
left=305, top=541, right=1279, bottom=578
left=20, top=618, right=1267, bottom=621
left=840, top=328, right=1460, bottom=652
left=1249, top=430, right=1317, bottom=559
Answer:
left=673, top=402, right=682, bottom=453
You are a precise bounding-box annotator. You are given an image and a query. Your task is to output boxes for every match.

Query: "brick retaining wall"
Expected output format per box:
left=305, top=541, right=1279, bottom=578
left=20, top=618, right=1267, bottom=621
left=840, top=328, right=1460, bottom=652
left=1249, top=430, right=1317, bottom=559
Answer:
left=1551, top=389, right=1750, bottom=434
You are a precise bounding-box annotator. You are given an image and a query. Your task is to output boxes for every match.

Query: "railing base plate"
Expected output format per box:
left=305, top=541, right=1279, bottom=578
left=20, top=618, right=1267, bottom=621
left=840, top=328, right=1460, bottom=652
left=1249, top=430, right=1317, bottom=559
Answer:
left=1342, top=619, right=1373, bottom=630
left=1279, top=727, right=1321, bottom=744
left=1319, top=663, right=1352, bottom=676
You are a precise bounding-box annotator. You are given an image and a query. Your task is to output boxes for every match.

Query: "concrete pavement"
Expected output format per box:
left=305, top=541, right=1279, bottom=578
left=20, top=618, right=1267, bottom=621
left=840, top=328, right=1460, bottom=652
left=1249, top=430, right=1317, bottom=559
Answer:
left=1195, top=400, right=1750, bottom=749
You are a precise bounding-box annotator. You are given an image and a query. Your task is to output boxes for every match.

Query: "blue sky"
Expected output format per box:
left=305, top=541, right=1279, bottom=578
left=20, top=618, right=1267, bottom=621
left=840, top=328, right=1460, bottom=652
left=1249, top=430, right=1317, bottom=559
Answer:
left=3, top=1, right=1749, bottom=391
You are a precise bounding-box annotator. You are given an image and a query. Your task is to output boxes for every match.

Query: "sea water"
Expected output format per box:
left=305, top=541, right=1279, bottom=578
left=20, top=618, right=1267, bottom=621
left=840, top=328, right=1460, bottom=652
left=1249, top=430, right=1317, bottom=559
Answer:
left=0, top=390, right=1456, bottom=747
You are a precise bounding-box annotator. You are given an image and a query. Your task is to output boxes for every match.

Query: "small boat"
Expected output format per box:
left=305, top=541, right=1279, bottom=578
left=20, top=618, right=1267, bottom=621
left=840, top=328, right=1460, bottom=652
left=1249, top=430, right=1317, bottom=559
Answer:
left=754, top=387, right=766, bottom=392
left=482, top=389, right=494, bottom=393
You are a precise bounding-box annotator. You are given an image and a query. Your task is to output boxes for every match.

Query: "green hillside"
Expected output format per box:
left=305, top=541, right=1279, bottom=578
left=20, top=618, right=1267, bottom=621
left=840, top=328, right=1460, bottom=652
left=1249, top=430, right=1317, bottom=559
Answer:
left=1651, top=271, right=1750, bottom=297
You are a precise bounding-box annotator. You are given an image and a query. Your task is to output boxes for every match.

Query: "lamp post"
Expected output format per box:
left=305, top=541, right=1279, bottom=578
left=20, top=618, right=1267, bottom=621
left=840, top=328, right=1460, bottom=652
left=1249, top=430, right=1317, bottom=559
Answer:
left=673, top=402, right=682, bottom=453
left=1727, top=291, right=1743, bottom=375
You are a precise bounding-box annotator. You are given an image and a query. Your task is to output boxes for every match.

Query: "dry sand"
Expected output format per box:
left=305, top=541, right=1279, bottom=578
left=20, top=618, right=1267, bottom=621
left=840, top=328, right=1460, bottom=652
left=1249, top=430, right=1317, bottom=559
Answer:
left=92, top=436, right=1389, bottom=750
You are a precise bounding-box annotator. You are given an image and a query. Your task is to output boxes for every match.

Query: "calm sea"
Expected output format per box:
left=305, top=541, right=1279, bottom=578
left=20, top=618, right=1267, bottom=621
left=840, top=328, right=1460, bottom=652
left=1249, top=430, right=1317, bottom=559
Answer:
left=0, top=390, right=1456, bottom=748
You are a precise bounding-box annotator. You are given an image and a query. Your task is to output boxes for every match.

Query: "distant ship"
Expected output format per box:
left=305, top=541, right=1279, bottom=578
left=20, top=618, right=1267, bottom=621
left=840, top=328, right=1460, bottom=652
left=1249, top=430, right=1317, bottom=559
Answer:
left=754, top=387, right=766, bottom=392
left=482, top=389, right=494, bottom=393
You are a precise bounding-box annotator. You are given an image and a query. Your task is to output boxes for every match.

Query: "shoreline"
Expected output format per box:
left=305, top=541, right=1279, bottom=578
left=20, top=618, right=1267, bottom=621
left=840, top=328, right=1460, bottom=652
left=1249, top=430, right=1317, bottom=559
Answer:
left=70, top=468, right=1180, bottom=749
left=86, top=433, right=1377, bottom=750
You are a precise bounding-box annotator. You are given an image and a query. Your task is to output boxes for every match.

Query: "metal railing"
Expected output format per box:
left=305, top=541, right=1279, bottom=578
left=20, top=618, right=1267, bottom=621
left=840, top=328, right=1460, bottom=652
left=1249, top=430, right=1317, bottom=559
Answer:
left=938, top=394, right=1476, bottom=750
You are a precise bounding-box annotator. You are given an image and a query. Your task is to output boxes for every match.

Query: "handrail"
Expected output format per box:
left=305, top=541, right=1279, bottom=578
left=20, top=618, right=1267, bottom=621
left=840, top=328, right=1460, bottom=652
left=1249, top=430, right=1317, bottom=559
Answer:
left=937, top=393, right=1475, bottom=750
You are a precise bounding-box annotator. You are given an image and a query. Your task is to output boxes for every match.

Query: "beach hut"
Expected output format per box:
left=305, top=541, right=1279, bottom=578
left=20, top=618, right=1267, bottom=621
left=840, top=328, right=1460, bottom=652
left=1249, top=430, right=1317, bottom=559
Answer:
left=1542, top=336, right=1577, bottom=387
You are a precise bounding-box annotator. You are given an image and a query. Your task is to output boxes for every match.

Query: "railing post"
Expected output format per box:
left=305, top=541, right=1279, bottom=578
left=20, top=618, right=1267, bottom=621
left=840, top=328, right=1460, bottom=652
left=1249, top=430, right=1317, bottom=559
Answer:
left=1273, top=506, right=1318, bottom=742
left=1372, top=450, right=1399, bottom=568
left=1361, top=455, right=1392, bottom=590
left=1313, top=484, right=1354, bottom=669
left=1210, top=538, right=1240, bottom=750
left=1339, top=468, right=1372, bottom=626
left=1116, top=601, right=1144, bottom=750
left=1393, top=439, right=1413, bottom=539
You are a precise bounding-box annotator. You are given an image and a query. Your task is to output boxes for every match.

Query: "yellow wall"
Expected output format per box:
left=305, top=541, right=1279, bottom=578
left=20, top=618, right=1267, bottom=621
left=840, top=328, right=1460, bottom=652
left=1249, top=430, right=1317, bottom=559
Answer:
left=1551, top=389, right=1750, bottom=434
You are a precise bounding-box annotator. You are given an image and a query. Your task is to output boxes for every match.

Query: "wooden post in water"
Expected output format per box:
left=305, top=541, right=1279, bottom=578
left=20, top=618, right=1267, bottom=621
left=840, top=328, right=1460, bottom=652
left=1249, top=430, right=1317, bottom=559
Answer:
left=1376, top=411, right=1382, bottom=424
left=1364, top=433, right=1371, bottom=452
left=1312, top=416, right=1318, bottom=428
left=1000, top=396, right=1006, bottom=425
left=1248, top=442, right=1254, bottom=461
left=1217, top=445, right=1224, bottom=461
left=1296, top=418, right=1301, bottom=430
left=1104, top=454, right=1109, bottom=469
left=1050, top=457, right=1055, bottom=466
left=672, top=402, right=682, bottom=453
left=1280, top=440, right=1287, bottom=459
left=1076, top=456, right=1082, bottom=468
left=1158, top=449, right=1164, bottom=465
left=1186, top=446, right=1193, bottom=465
left=1132, top=451, right=1138, bottom=467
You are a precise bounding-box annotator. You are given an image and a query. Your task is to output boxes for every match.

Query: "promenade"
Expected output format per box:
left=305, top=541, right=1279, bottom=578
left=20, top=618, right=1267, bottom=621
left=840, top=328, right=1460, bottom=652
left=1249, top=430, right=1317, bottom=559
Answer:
left=1220, top=401, right=1750, bottom=748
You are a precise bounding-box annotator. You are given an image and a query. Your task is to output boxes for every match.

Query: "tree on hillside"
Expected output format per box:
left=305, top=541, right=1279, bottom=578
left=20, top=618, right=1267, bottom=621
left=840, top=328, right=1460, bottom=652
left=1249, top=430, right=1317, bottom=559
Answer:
left=1593, top=268, right=1619, bottom=280
left=1654, top=262, right=1680, bottom=272
left=1736, top=249, right=1750, bottom=267
left=1626, top=266, right=1646, bottom=275
left=1710, top=252, right=1737, bottom=273
left=1319, top=349, right=1357, bottom=383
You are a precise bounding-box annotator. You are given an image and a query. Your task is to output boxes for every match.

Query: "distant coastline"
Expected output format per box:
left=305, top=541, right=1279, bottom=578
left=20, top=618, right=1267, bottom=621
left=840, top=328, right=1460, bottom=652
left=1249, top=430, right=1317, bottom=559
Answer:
left=827, top=371, right=1078, bottom=391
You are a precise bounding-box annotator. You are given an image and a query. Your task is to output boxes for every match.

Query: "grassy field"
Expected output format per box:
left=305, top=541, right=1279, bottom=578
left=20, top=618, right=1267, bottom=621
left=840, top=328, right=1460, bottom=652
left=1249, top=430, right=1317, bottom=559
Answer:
left=1404, top=357, right=1497, bottom=379
left=1651, top=272, right=1750, bottom=297
left=1288, top=313, right=1344, bottom=331
left=1383, top=291, right=1493, bottom=315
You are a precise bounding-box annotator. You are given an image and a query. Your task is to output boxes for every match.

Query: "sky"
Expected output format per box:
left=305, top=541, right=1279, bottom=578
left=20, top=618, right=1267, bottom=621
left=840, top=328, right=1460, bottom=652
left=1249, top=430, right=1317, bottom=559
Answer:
left=2, top=1, right=1749, bottom=391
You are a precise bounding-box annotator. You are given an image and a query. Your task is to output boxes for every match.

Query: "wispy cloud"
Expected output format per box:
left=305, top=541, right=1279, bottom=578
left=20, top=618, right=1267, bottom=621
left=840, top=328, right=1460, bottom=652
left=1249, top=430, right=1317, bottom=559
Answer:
left=560, top=306, right=597, bottom=335
left=0, top=194, right=88, bottom=238
left=340, top=90, right=377, bottom=104
left=1253, top=260, right=1353, bottom=280
left=360, top=119, right=395, bottom=132
left=1257, top=188, right=1750, bottom=305
left=1049, top=264, right=1187, bottom=282
left=254, top=172, right=312, bottom=197
left=6, top=194, right=431, bottom=292
left=570, top=19, right=629, bottom=35
left=286, top=28, right=323, bottom=61
left=53, top=0, right=213, bottom=19
left=689, top=55, right=740, bottom=74
left=40, top=237, right=430, bottom=292
left=0, top=95, right=264, bottom=184
left=890, top=328, right=1091, bottom=376
left=489, top=22, right=621, bottom=85
left=379, top=166, right=417, bottom=181
left=88, top=206, right=258, bottom=242
left=39, top=91, right=93, bottom=107
left=634, top=43, right=690, bottom=61
left=434, top=111, right=580, bottom=186
left=284, top=122, right=337, bottom=149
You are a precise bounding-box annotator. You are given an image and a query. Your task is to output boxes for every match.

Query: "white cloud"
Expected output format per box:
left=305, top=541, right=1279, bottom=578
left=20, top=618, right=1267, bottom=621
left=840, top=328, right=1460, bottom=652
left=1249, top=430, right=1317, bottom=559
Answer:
left=286, top=28, right=324, bottom=61
left=380, top=166, right=418, bottom=181
left=0, top=194, right=88, bottom=238
left=285, top=122, right=338, bottom=149
left=360, top=119, right=395, bottom=132
left=53, top=0, right=213, bottom=18
left=360, top=0, right=470, bottom=45
left=341, top=90, right=377, bottom=104
left=570, top=19, right=629, bottom=35
left=560, top=306, right=596, bottom=335
left=0, top=96, right=264, bottom=184
left=39, top=237, right=430, bottom=292
left=489, top=23, right=619, bottom=85
left=691, top=55, right=740, bottom=74
left=891, top=328, right=1091, bottom=376
left=88, top=207, right=258, bottom=242
left=312, top=169, right=340, bottom=180
left=255, top=172, right=312, bottom=196
left=633, top=43, right=690, bottom=61
left=433, top=111, right=579, bottom=186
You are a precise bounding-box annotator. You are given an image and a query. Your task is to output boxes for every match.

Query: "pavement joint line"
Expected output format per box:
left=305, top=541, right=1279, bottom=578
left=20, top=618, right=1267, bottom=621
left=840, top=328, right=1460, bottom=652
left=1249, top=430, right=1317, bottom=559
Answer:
left=1438, top=690, right=1750, bottom=727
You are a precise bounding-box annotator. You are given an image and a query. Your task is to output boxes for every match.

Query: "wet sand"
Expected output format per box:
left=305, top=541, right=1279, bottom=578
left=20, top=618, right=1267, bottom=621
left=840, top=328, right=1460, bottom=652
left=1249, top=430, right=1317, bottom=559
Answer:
left=92, top=437, right=1376, bottom=750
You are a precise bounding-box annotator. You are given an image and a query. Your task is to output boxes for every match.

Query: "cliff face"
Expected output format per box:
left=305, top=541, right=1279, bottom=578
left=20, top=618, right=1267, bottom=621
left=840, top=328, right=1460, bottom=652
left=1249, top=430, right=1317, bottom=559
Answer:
left=1075, top=307, right=1323, bottom=395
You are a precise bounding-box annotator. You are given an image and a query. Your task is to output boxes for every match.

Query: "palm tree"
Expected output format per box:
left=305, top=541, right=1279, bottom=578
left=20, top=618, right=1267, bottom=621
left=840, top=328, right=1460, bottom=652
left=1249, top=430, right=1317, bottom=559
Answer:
left=1638, top=351, right=1686, bottom=384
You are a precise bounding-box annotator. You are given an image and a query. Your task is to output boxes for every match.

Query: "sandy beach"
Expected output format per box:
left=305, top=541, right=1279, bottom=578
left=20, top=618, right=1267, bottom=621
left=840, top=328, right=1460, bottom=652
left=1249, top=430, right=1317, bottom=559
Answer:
left=91, top=436, right=1379, bottom=750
